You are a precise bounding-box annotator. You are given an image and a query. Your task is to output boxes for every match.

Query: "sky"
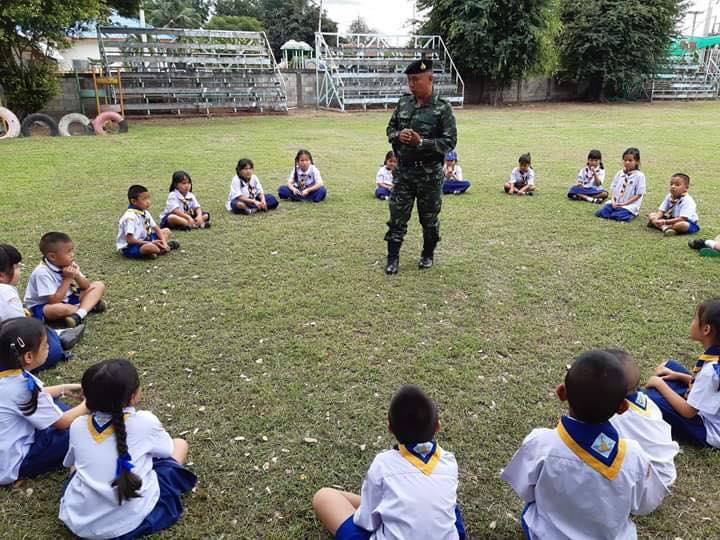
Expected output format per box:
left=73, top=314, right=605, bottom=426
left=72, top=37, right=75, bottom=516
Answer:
left=321, top=0, right=421, bottom=35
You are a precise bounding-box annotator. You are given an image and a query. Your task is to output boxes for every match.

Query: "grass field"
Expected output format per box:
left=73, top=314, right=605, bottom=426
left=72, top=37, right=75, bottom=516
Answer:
left=2, top=101, right=720, bottom=539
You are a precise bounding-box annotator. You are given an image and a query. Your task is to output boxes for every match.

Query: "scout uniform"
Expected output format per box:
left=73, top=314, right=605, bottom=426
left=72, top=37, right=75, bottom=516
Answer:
left=24, top=258, right=80, bottom=320
left=656, top=192, right=699, bottom=234
left=385, top=58, right=457, bottom=273
left=646, top=348, right=720, bottom=447
left=159, top=189, right=209, bottom=228
left=568, top=166, right=607, bottom=200
left=60, top=407, right=197, bottom=539
left=116, top=206, right=159, bottom=258
left=278, top=164, right=327, bottom=202
left=508, top=167, right=536, bottom=191
left=596, top=169, right=646, bottom=222
left=375, top=166, right=394, bottom=200
left=227, top=174, right=279, bottom=214
left=609, top=390, right=679, bottom=487
left=442, top=151, right=471, bottom=195
left=502, top=416, right=668, bottom=539
left=335, top=441, right=465, bottom=540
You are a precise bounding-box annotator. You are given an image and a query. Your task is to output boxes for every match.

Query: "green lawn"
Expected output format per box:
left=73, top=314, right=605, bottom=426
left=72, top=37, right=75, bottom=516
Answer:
left=2, top=102, right=720, bottom=538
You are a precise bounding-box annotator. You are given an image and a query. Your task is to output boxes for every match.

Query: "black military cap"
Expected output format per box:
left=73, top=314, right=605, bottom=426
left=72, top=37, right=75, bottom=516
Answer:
left=404, top=58, right=432, bottom=75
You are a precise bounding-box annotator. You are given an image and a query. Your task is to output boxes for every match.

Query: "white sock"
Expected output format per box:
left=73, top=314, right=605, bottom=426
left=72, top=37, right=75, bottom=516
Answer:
left=76, top=308, right=88, bottom=319
left=706, top=240, right=717, bottom=250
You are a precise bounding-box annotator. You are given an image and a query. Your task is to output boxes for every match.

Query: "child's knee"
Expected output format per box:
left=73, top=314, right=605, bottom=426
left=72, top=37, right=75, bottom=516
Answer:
left=173, top=438, right=188, bottom=453
left=91, top=281, right=106, bottom=293
left=312, top=487, right=337, bottom=510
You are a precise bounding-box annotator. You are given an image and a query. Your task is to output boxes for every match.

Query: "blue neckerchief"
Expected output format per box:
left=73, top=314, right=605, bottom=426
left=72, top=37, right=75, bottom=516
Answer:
left=560, top=416, right=621, bottom=469
left=394, top=440, right=443, bottom=475
left=400, top=440, right=437, bottom=464
left=22, top=371, right=38, bottom=393
left=91, top=412, right=113, bottom=434
left=115, top=454, right=135, bottom=477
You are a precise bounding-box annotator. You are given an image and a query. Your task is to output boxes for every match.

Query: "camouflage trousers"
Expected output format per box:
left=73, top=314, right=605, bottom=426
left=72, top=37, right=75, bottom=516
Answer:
left=384, top=166, right=443, bottom=244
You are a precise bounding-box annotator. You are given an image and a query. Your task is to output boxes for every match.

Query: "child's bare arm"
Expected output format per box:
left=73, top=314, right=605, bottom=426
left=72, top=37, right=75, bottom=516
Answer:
left=645, top=376, right=698, bottom=418
left=46, top=274, right=74, bottom=304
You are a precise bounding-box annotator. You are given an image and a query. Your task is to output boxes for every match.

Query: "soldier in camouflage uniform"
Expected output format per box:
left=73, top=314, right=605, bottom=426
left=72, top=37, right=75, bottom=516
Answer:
left=384, top=59, right=457, bottom=274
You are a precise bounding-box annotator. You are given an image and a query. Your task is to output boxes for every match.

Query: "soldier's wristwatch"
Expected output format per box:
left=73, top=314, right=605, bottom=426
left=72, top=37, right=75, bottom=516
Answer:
left=418, top=138, right=423, bottom=147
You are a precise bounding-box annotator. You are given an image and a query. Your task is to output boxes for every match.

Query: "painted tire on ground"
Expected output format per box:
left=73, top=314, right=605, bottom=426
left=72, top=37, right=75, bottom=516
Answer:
left=20, top=113, right=60, bottom=137
left=58, top=113, right=93, bottom=136
left=0, top=107, right=22, bottom=139
left=92, top=111, right=129, bottom=135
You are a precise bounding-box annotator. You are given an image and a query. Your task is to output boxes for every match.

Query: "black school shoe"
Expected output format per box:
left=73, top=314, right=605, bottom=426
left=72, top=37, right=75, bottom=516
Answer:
left=59, top=324, right=86, bottom=350
left=63, top=313, right=83, bottom=328
left=385, top=257, right=399, bottom=275
left=688, top=239, right=706, bottom=250
left=90, top=300, right=106, bottom=314
left=418, top=255, right=433, bottom=269
left=168, top=240, right=181, bottom=250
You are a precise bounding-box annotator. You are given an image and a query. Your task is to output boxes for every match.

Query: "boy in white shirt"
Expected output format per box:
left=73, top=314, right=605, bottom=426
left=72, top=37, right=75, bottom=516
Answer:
left=504, top=153, right=536, bottom=196
left=313, top=385, right=465, bottom=540
left=605, top=348, right=679, bottom=488
left=24, top=232, right=106, bottom=328
left=647, top=173, right=699, bottom=236
left=117, top=184, right=180, bottom=260
left=502, top=350, right=668, bottom=540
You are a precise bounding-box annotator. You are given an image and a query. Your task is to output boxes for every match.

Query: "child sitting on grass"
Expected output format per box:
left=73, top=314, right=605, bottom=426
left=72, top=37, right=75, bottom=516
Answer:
left=504, top=153, right=536, bottom=196
left=568, top=149, right=607, bottom=203
left=117, top=185, right=180, bottom=260
left=374, top=151, right=396, bottom=200
left=159, top=171, right=210, bottom=230
left=502, top=350, right=667, bottom=539
left=645, top=298, right=720, bottom=448
left=604, top=348, right=679, bottom=488
left=647, top=173, right=698, bottom=236
left=442, top=150, right=471, bottom=195
left=313, top=385, right=465, bottom=540
left=595, top=147, right=646, bottom=222
left=227, top=159, right=279, bottom=214
left=24, top=232, right=106, bottom=328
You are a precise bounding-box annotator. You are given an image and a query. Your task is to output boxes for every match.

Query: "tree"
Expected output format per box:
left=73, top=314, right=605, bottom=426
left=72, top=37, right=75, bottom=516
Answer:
left=214, top=0, right=262, bottom=19
left=0, top=0, right=103, bottom=116
left=419, top=0, right=556, bottom=103
left=558, top=0, right=683, bottom=100
left=145, top=0, right=204, bottom=28
left=259, top=0, right=337, bottom=58
left=348, top=16, right=373, bottom=34
left=205, top=15, right=264, bottom=32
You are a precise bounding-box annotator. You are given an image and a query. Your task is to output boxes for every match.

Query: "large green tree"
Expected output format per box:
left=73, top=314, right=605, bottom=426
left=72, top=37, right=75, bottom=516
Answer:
left=558, top=0, right=683, bottom=100
left=419, top=0, right=556, bottom=102
left=205, top=15, right=264, bottom=32
left=214, top=0, right=262, bottom=19
left=145, top=0, right=204, bottom=28
left=259, top=0, right=337, bottom=58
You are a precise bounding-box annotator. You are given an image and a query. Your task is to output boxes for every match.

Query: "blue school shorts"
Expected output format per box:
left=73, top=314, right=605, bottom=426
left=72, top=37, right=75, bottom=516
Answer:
left=122, top=233, right=159, bottom=259
left=29, top=293, right=81, bottom=321
left=687, top=220, right=700, bottom=234
left=18, top=400, right=71, bottom=479
left=335, top=516, right=371, bottom=540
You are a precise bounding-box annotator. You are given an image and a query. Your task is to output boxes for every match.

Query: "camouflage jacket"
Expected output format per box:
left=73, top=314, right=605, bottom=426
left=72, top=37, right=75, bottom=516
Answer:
left=386, top=93, right=457, bottom=166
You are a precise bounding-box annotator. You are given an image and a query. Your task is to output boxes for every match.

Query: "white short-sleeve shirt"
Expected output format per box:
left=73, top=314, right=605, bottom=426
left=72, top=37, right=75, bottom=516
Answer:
left=288, top=164, right=322, bottom=190
left=510, top=167, right=535, bottom=187
left=576, top=166, right=606, bottom=187
left=0, top=284, right=25, bottom=321
left=658, top=193, right=698, bottom=223
left=23, top=260, right=67, bottom=309
left=688, top=362, right=720, bottom=448
left=160, top=190, right=200, bottom=221
left=443, top=164, right=464, bottom=182
left=226, top=175, right=265, bottom=209
left=502, top=424, right=668, bottom=540
left=376, top=166, right=394, bottom=186
left=0, top=370, right=63, bottom=485
left=116, top=208, right=158, bottom=250
left=59, top=407, right=175, bottom=539
left=607, top=169, right=646, bottom=215
left=610, top=392, right=679, bottom=487
left=352, top=444, right=460, bottom=540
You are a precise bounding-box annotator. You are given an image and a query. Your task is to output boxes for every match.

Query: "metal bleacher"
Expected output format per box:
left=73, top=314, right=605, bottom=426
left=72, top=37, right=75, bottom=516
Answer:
left=314, top=33, right=464, bottom=111
left=97, top=26, right=287, bottom=115
left=648, top=48, right=720, bottom=102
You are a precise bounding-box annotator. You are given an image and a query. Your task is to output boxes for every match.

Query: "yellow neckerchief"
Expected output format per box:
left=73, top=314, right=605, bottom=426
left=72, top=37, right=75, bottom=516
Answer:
left=556, top=418, right=626, bottom=481
left=0, top=369, right=23, bottom=379
left=86, top=412, right=131, bottom=444
left=663, top=195, right=684, bottom=220
left=125, top=207, right=153, bottom=237
left=397, top=441, right=443, bottom=476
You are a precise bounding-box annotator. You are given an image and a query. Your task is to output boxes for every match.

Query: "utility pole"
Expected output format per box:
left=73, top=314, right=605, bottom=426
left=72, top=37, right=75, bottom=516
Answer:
left=689, top=10, right=702, bottom=36
left=703, top=0, right=715, bottom=36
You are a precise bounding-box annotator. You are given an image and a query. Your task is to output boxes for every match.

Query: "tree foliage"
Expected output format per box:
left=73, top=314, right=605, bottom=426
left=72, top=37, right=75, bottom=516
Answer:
left=558, top=0, right=683, bottom=99
left=145, top=0, right=204, bottom=28
left=0, top=0, right=103, bottom=115
left=259, top=0, right=337, bottom=58
left=214, top=0, right=263, bottom=19
left=205, top=15, right=264, bottom=32
left=419, top=0, right=555, bottom=99
left=348, top=16, right=374, bottom=34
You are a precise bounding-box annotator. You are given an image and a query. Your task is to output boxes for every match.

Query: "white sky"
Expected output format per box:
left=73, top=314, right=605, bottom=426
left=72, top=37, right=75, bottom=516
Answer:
left=321, top=0, right=420, bottom=35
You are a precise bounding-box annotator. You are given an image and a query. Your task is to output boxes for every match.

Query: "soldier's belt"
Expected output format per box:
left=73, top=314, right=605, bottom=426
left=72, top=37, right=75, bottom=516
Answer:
left=399, top=159, right=442, bottom=168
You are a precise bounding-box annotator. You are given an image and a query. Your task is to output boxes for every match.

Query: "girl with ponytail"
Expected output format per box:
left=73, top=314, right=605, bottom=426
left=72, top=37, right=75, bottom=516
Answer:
left=0, top=318, right=86, bottom=485
left=60, top=359, right=196, bottom=539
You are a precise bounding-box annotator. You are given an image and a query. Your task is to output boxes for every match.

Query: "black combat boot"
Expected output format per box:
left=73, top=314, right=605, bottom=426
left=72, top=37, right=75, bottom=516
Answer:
left=385, top=241, right=401, bottom=274
left=418, top=240, right=436, bottom=269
